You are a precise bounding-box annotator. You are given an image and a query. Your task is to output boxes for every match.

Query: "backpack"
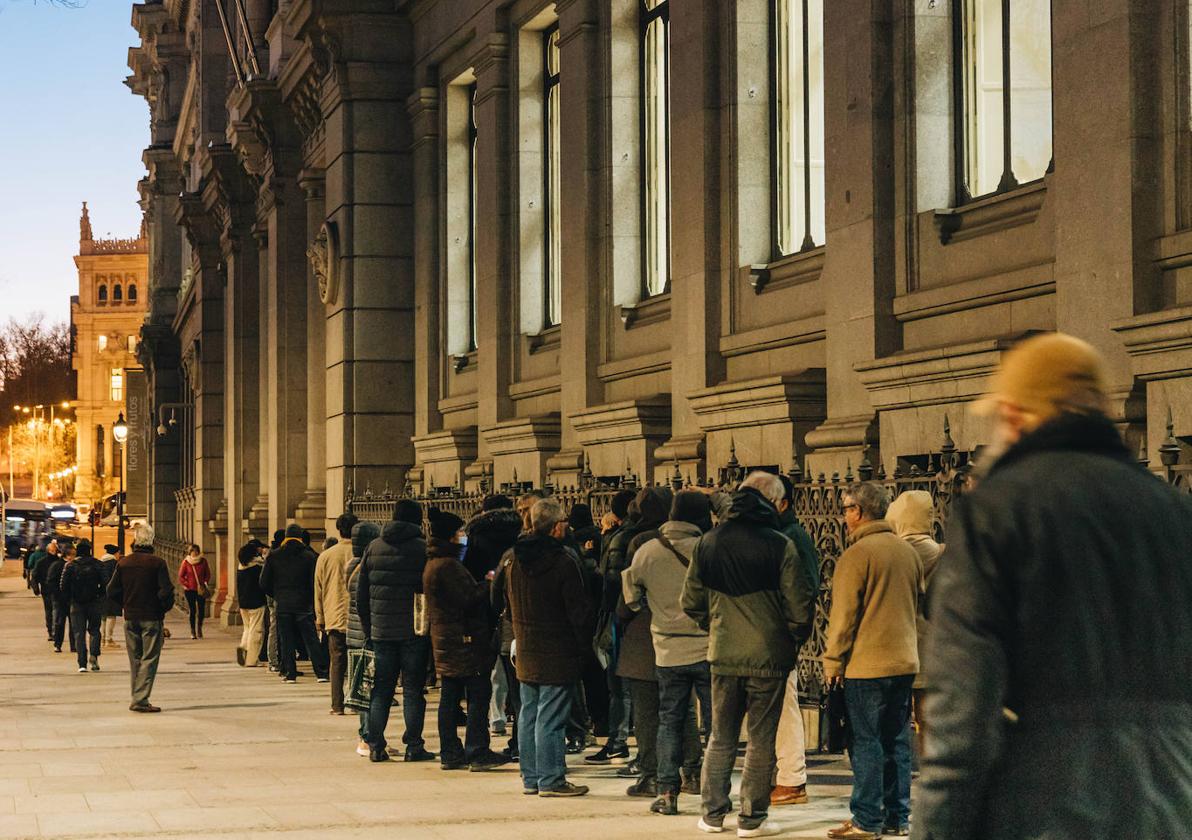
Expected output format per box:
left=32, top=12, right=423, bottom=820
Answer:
left=71, top=560, right=104, bottom=604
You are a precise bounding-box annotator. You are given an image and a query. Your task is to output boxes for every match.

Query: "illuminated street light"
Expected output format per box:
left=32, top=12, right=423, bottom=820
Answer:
left=113, top=413, right=128, bottom=552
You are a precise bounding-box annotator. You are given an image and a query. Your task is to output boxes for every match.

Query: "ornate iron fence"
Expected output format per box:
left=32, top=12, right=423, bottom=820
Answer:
left=342, top=414, right=1187, bottom=722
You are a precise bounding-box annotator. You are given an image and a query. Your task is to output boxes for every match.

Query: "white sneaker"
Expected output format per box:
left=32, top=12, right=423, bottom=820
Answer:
left=697, top=817, right=725, bottom=834
left=737, top=821, right=781, bottom=838
left=356, top=742, right=370, bottom=757
left=77, top=667, right=86, bottom=673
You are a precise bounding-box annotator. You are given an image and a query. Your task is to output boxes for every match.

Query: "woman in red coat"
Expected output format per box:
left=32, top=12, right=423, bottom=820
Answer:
left=179, top=544, right=211, bottom=639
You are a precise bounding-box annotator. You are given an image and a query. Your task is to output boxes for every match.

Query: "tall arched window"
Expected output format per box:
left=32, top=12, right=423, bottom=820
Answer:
left=97, top=284, right=108, bottom=304
left=95, top=425, right=105, bottom=477
left=774, top=0, right=826, bottom=254
left=641, top=0, right=671, bottom=297
left=128, top=284, right=137, bottom=303
left=543, top=25, right=562, bottom=326
left=113, top=284, right=123, bottom=302
left=954, top=0, right=1053, bottom=202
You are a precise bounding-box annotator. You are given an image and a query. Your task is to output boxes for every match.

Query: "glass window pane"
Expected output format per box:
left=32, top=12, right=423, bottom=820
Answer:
left=775, top=0, right=825, bottom=254
left=547, top=83, right=562, bottom=325
left=807, top=0, right=825, bottom=245
left=962, top=0, right=1005, bottom=199
left=469, top=86, right=478, bottom=350
left=1009, top=0, right=1052, bottom=183
left=643, top=15, right=670, bottom=296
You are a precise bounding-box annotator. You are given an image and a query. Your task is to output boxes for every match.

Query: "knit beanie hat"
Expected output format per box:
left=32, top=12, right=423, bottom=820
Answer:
left=427, top=507, right=465, bottom=541
left=611, top=489, right=636, bottom=521
left=393, top=499, right=423, bottom=525
left=568, top=503, right=595, bottom=532
left=351, top=522, right=380, bottom=554
left=482, top=494, right=513, bottom=511
left=670, top=490, right=713, bottom=531
left=972, top=332, right=1107, bottom=421
left=284, top=523, right=304, bottom=540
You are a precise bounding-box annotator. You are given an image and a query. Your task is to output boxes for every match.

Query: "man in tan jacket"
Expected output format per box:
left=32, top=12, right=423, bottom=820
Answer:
left=315, top=513, right=359, bottom=714
left=823, top=482, right=923, bottom=840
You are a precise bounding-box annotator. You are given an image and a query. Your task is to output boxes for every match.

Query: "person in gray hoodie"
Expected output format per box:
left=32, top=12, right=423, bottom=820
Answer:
left=623, top=490, right=713, bottom=816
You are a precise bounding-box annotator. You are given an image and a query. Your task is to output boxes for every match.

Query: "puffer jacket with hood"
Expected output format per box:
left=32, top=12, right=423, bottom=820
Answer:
left=462, top=507, right=522, bottom=581
left=599, top=487, right=672, bottom=613
left=347, top=522, right=381, bottom=650
left=236, top=544, right=267, bottom=610
left=505, top=533, right=593, bottom=684
left=357, top=520, right=426, bottom=642
left=424, top=537, right=496, bottom=678
left=681, top=487, right=814, bottom=678
left=886, top=489, right=943, bottom=689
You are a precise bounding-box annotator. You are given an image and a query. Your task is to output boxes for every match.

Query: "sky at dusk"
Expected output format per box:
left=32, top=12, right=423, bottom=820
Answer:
left=0, top=0, right=147, bottom=326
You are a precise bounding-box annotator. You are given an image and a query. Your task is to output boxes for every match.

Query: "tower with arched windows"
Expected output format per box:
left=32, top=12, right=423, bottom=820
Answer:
left=70, top=201, right=149, bottom=501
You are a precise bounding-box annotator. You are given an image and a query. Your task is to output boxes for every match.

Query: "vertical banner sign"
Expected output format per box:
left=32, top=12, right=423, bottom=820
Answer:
left=125, top=369, right=150, bottom=517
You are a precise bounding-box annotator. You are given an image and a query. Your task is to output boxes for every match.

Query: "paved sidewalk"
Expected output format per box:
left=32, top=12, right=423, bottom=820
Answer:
left=0, top=562, right=853, bottom=839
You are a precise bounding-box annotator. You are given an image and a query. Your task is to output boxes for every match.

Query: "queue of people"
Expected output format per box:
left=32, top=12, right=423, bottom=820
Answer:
left=22, top=331, right=1191, bottom=839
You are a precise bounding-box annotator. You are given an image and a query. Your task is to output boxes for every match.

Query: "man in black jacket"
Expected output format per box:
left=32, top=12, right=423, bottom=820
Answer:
left=914, top=333, right=1192, bottom=840
left=29, top=537, right=58, bottom=641
left=43, top=540, right=73, bottom=653
left=61, top=539, right=106, bottom=672
left=107, top=522, right=174, bottom=712
left=358, top=499, right=435, bottom=763
left=260, top=523, right=328, bottom=683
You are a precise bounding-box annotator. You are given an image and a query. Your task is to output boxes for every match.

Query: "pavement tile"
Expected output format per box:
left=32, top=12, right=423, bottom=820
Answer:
left=12, top=793, right=88, bottom=815
left=0, top=814, right=38, bottom=840
left=36, top=809, right=160, bottom=838
left=85, top=789, right=196, bottom=812
left=150, top=805, right=278, bottom=832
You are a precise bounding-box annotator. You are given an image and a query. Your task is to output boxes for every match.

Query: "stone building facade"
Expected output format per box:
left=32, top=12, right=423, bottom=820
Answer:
left=127, top=0, right=1192, bottom=614
left=70, top=203, right=149, bottom=503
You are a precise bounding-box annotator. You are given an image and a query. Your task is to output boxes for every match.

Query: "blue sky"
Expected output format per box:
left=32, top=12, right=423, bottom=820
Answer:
left=0, top=0, right=146, bottom=325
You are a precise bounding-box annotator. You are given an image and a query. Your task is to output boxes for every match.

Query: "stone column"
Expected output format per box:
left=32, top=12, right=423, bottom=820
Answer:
left=409, top=87, right=442, bottom=447
left=295, top=7, right=416, bottom=505
left=654, top=0, right=723, bottom=482
left=246, top=223, right=271, bottom=539
left=804, top=0, right=897, bottom=475
left=472, top=33, right=514, bottom=472
left=1051, top=0, right=1158, bottom=436
left=262, top=175, right=310, bottom=530
left=294, top=171, right=328, bottom=538
left=550, top=0, right=603, bottom=481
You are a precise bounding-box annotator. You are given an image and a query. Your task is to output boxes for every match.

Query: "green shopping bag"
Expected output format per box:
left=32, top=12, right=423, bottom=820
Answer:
left=345, top=646, right=376, bottom=712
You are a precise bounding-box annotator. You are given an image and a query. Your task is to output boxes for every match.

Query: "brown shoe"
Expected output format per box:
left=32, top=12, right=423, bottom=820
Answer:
left=771, top=783, right=808, bottom=805
left=827, top=821, right=877, bottom=839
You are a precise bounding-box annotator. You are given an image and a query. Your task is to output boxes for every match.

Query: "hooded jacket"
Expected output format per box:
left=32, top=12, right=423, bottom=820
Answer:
left=681, top=488, right=814, bottom=677
left=347, top=523, right=380, bottom=650
left=623, top=520, right=709, bottom=667
left=915, top=413, right=1192, bottom=840
left=259, top=537, right=317, bottom=614
left=462, top=507, right=522, bottom=582
left=43, top=554, right=68, bottom=602
left=599, top=487, right=672, bottom=613
left=886, top=489, right=943, bottom=689
left=504, top=533, right=593, bottom=685
left=356, top=520, right=426, bottom=642
left=61, top=554, right=106, bottom=605
left=424, top=537, right=496, bottom=678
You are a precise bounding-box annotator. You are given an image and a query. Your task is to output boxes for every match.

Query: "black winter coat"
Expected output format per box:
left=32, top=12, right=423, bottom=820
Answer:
left=462, top=508, right=522, bottom=581
left=259, top=538, right=317, bottom=614
left=357, top=521, right=426, bottom=642
left=236, top=563, right=267, bottom=610
left=43, top=557, right=67, bottom=602
left=61, top=556, right=105, bottom=605
left=424, top=538, right=496, bottom=678
left=916, top=413, right=1192, bottom=840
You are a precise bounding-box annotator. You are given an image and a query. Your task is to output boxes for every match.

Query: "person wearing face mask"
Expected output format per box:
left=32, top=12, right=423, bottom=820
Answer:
left=423, top=507, right=510, bottom=772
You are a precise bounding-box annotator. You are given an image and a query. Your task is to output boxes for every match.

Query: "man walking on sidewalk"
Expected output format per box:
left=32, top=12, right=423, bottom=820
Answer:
left=107, top=521, right=175, bottom=712
left=61, top=539, right=106, bottom=672
left=823, top=482, right=923, bottom=840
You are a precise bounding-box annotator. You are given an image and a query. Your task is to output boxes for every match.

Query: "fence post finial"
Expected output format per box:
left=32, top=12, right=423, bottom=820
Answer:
left=1159, top=405, right=1182, bottom=468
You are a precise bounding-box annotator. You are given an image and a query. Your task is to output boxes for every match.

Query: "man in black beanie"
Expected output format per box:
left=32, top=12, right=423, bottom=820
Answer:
left=424, top=507, right=509, bottom=771
left=260, top=523, right=328, bottom=684
left=358, top=498, right=435, bottom=762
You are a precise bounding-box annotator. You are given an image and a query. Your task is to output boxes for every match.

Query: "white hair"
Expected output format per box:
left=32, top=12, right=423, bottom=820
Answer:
left=529, top=498, right=566, bottom=536
left=131, top=520, right=155, bottom=548
left=740, top=471, right=784, bottom=506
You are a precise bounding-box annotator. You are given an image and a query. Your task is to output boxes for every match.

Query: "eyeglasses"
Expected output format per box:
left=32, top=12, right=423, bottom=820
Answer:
left=842, top=503, right=860, bottom=512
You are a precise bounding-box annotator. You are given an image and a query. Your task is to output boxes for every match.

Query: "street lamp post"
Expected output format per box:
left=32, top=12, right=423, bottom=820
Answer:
left=112, top=413, right=128, bottom=553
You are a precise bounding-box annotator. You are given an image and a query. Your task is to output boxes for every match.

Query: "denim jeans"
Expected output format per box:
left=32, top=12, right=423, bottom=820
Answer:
left=518, top=682, right=572, bottom=791
left=844, top=675, right=914, bottom=832
left=70, top=601, right=103, bottom=669
left=656, top=660, right=712, bottom=793
left=701, top=673, right=785, bottom=830
left=439, top=672, right=493, bottom=763
left=368, top=636, right=430, bottom=753
left=276, top=612, right=328, bottom=680
left=605, top=668, right=630, bottom=750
